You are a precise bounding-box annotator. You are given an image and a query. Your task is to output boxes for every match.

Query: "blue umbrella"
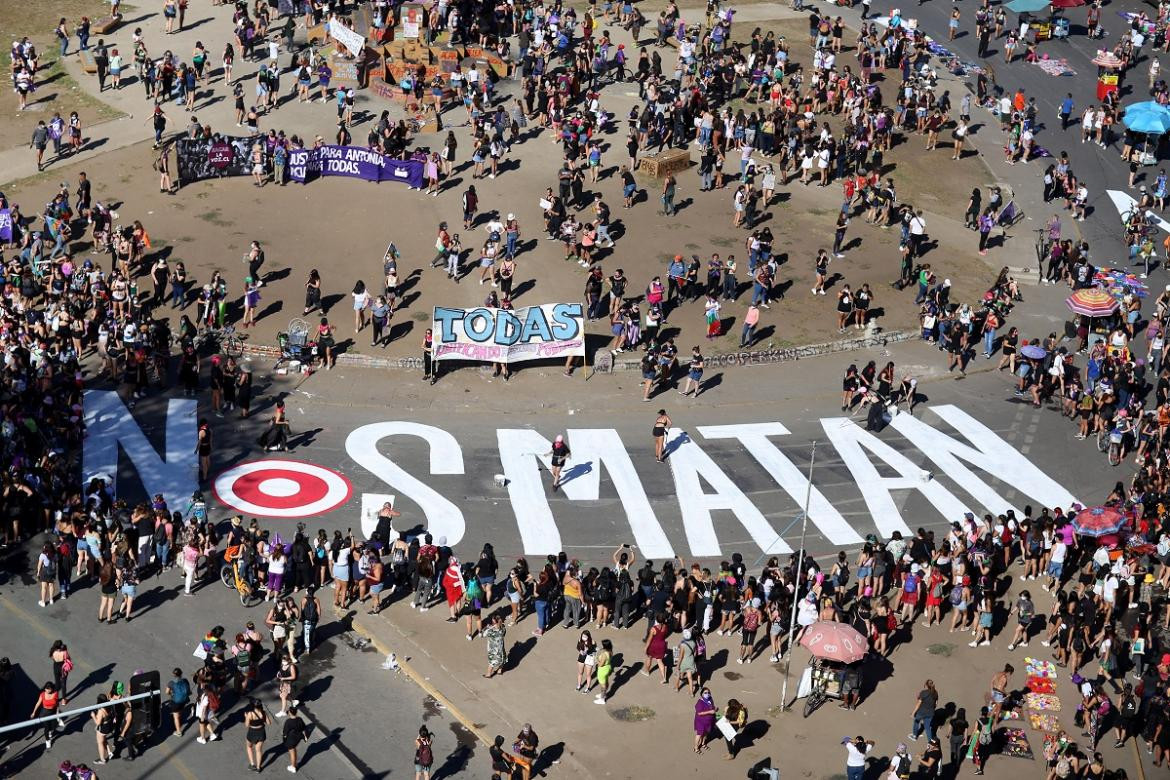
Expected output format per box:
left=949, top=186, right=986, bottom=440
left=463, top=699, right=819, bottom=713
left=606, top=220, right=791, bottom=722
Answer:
left=1006, top=0, right=1050, bottom=12
left=1123, top=102, right=1170, bottom=135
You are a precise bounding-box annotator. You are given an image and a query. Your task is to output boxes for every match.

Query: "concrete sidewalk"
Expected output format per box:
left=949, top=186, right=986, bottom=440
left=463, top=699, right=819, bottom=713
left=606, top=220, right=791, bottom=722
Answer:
left=351, top=580, right=1153, bottom=780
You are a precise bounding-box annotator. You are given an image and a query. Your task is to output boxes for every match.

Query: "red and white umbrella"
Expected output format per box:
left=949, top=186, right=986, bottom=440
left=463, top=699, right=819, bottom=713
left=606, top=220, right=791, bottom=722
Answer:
left=799, top=620, right=868, bottom=663
left=1091, top=51, right=1124, bottom=69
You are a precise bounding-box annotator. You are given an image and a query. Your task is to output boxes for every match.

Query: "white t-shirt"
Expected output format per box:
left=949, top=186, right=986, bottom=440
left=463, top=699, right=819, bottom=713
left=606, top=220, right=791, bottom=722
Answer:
left=1050, top=540, right=1067, bottom=564
left=846, top=742, right=871, bottom=767
left=1102, top=575, right=1118, bottom=603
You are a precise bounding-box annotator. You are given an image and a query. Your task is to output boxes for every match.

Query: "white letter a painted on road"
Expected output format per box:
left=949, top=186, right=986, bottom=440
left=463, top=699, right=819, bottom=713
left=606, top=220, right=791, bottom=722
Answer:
left=821, top=417, right=971, bottom=538
left=665, top=429, right=792, bottom=557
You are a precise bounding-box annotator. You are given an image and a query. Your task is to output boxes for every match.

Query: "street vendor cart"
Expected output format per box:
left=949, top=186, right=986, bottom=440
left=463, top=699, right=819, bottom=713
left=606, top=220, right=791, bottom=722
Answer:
left=796, top=620, right=868, bottom=717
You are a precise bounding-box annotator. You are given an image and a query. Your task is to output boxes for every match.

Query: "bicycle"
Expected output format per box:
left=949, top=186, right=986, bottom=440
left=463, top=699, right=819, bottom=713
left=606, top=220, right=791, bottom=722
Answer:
left=192, top=324, right=247, bottom=358
left=220, top=325, right=246, bottom=359
left=1097, top=427, right=1124, bottom=466
left=219, top=546, right=261, bottom=606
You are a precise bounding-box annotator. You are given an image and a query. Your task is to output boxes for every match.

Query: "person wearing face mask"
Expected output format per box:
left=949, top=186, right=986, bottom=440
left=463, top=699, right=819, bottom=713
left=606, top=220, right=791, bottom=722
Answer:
left=694, top=688, right=717, bottom=753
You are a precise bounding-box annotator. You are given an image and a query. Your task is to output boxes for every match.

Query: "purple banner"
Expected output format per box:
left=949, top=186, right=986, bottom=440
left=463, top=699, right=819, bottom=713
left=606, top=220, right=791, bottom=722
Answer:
left=0, top=209, right=11, bottom=243
left=288, top=146, right=424, bottom=188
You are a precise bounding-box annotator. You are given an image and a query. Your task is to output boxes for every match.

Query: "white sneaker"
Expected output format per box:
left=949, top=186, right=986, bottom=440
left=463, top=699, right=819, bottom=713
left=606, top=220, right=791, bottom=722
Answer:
left=979, top=640, right=990, bottom=646
left=197, top=737, right=207, bottom=745
left=737, top=658, right=744, bottom=664
left=1041, top=640, right=1050, bottom=647
left=209, top=732, right=219, bottom=741
left=770, top=654, right=779, bottom=663
left=1020, top=642, right=1029, bottom=648
left=288, top=766, right=297, bottom=773
left=38, top=600, right=46, bottom=607
left=1007, top=644, right=1016, bottom=651
left=291, top=700, right=300, bottom=708
left=968, top=641, right=978, bottom=647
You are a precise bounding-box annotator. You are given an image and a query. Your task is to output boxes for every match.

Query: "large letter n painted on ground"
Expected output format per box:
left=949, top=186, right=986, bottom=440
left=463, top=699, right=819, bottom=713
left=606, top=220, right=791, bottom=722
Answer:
left=82, top=390, right=198, bottom=513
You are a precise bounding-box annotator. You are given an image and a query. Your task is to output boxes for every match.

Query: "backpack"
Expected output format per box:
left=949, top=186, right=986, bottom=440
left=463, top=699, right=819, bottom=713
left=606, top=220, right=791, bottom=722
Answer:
left=205, top=688, right=220, bottom=712
left=171, top=678, right=190, bottom=704
left=415, top=741, right=433, bottom=767
left=930, top=579, right=944, bottom=600
left=302, top=597, right=320, bottom=623
left=236, top=648, right=252, bottom=672
left=153, top=522, right=168, bottom=545
left=904, top=574, right=918, bottom=594
left=1121, top=695, right=1137, bottom=718
left=392, top=545, right=407, bottom=566
left=949, top=585, right=964, bottom=606
left=466, top=578, right=483, bottom=602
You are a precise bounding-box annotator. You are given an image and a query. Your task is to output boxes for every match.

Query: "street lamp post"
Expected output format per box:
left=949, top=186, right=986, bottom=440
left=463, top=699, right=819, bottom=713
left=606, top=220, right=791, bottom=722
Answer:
left=779, top=440, right=816, bottom=711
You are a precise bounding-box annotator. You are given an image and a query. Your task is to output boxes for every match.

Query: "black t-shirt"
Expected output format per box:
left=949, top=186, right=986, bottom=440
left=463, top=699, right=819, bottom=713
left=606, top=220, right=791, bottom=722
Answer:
left=283, top=716, right=307, bottom=744
left=490, top=744, right=511, bottom=771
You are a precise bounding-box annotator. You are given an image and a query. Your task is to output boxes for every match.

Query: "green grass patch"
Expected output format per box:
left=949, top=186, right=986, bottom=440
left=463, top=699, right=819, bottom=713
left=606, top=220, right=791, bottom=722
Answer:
left=927, top=643, right=956, bottom=657
left=609, top=705, right=655, bottom=722
left=196, top=209, right=234, bottom=227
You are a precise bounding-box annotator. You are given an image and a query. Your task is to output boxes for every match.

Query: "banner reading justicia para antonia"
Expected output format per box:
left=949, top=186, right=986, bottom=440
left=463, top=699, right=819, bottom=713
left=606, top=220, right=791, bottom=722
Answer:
left=175, top=138, right=424, bottom=188
left=288, top=146, right=424, bottom=187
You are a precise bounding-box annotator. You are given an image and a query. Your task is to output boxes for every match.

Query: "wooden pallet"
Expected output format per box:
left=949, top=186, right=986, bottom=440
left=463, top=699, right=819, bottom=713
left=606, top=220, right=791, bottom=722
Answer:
left=94, top=14, right=122, bottom=34
left=639, top=148, right=691, bottom=178
left=77, top=49, right=97, bottom=73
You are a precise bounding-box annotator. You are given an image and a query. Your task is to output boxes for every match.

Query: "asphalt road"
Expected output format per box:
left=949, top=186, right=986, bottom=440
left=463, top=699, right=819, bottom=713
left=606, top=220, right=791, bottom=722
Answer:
left=867, top=0, right=1147, bottom=260
left=0, top=555, right=462, bottom=779
left=0, top=3, right=1150, bottom=776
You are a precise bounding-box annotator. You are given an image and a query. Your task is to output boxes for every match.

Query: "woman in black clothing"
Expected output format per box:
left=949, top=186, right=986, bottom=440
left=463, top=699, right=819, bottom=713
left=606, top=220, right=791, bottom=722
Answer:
left=237, top=365, right=253, bottom=418
left=282, top=706, right=307, bottom=773
left=243, top=698, right=271, bottom=772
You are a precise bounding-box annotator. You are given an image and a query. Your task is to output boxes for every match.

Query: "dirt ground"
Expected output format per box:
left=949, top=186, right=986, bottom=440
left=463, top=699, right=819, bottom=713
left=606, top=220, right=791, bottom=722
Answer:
left=0, top=0, right=126, bottom=150
left=0, top=0, right=998, bottom=362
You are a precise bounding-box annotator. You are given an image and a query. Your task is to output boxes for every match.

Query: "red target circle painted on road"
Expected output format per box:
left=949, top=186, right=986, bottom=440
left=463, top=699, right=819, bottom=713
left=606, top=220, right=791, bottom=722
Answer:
left=213, top=460, right=351, bottom=518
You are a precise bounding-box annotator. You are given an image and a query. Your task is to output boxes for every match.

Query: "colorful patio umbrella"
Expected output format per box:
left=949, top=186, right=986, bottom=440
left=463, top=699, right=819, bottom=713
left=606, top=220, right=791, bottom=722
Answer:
left=799, top=621, right=868, bottom=664
left=1066, top=288, right=1120, bottom=317
left=1071, top=505, right=1127, bottom=537
left=1123, top=102, right=1170, bottom=135
left=1091, top=51, right=1124, bottom=69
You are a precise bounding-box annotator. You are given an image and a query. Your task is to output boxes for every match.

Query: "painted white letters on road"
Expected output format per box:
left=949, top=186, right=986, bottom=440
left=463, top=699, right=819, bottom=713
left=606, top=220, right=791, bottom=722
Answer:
left=891, top=405, right=1080, bottom=515
left=697, top=423, right=864, bottom=547
left=82, top=390, right=198, bottom=513
left=820, top=417, right=970, bottom=537
left=666, top=429, right=792, bottom=557
left=345, top=422, right=466, bottom=546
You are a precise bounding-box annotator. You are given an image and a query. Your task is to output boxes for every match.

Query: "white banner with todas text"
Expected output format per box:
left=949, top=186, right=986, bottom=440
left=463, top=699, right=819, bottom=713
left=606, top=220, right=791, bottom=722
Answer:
left=432, top=303, right=585, bottom=363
